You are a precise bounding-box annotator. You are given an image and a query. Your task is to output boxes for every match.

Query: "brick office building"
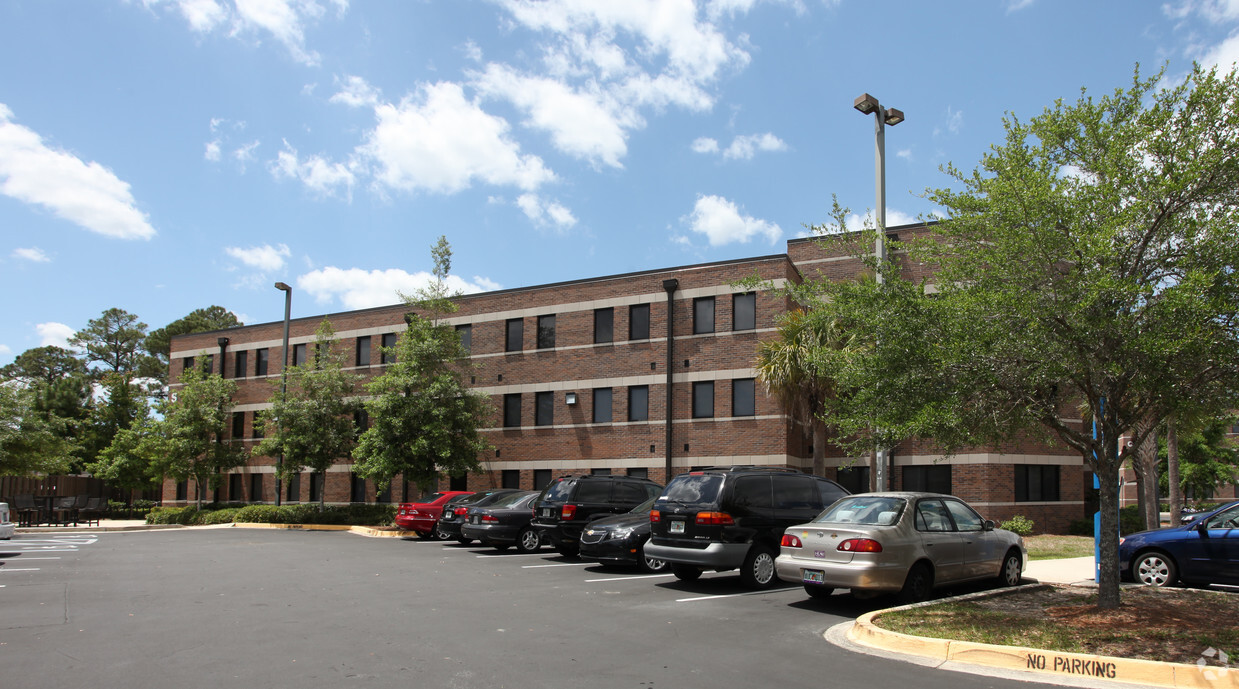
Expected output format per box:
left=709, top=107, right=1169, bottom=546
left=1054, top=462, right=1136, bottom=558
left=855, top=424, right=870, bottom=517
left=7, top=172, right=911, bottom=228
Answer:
left=166, top=223, right=1089, bottom=532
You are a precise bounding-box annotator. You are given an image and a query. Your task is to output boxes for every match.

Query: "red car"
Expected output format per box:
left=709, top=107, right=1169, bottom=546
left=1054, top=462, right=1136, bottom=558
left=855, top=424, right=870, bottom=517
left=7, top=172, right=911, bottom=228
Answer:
left=396, top=491, right=473, bottom=538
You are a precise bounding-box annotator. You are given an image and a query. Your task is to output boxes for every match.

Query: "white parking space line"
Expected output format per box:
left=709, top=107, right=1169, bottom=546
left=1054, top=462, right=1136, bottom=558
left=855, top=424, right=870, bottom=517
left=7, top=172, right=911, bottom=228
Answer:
left=674, top=587, right=799, bottom=603
left=585, top=573, right=675, bottom=583
left=1, top=557, right=61, bottom=560
left=0, top=568, right=40, bottom=572
left=476, top=553, right=545, bottom=558
left=521, top=562, right=593, bottom=569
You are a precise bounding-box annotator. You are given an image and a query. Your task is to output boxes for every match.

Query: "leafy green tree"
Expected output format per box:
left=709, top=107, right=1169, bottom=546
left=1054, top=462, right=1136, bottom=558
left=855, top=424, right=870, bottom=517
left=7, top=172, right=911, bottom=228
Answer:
left=88, top=399, right=162, bottom=505
left=152, top=366, right=246, bottom=507
left=1159, top=415, right=1239, bottom=503
left=806, top=65, right=1239, bottom=609
left=1, top=346, right=89, bottom=386
left=70, top=307, right=150, bottom=377
left=0, top=384, right=75, bottom=476
left=352, top=237, right=491, bottom=491
left=253, top=318, right=362, bottom=508
left=143, top=306, right=242, bottom=386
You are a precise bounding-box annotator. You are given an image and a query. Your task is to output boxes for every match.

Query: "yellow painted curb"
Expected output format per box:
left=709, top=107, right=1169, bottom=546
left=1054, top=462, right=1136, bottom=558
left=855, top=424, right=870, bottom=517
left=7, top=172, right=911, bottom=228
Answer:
left=849, top=590, right=1238, bottom=689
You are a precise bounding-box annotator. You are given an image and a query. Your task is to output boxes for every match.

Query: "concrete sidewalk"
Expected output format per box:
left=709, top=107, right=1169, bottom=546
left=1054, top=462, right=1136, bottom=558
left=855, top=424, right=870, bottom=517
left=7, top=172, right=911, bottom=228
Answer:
left=1024, top=556, right=1096, bottom=585
left=15, top=519, right=170, bottom=533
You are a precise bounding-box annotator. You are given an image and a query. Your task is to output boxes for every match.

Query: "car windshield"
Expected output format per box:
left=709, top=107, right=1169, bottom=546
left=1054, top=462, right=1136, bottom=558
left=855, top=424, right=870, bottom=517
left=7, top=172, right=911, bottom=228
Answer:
left=659, top=474, right=724, bottom=505
left=417, top=492, right=448, bottom=503
left=814, top=496, right=906, bottom=526
left=488, top=491, right=534, bottom=509
left=540, top=478, right=578, bottom=502
left=629, top=496, right=658, bottom=514
left=460, top=491, right=506, bottom=506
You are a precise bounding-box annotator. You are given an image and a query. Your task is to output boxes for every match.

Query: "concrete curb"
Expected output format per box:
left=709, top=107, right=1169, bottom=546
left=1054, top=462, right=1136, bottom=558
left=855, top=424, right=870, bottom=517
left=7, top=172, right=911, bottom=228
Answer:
left=843, top=585, right=1237, bottom=689
left=16, top=524, right=183, bottom=533
left=228, top=522, right=416, bottom=538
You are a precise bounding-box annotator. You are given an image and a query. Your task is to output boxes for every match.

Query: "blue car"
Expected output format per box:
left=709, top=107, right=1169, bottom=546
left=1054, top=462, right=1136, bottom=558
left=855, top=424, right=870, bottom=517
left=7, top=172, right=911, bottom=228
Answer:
left=1119, top=500, right=1239, bottom=587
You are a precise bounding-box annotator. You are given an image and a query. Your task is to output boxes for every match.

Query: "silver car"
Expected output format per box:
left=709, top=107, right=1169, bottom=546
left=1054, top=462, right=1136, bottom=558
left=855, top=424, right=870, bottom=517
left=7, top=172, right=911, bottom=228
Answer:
left=774, top=492, right=1026, bottom=603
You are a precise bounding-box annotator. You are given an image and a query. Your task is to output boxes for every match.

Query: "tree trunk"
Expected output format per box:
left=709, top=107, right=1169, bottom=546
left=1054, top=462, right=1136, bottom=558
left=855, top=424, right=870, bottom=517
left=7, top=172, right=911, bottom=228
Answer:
left=1134, top=419, right=1159, bottom=530
left=1096, top=461, right=1122, bottom=610
left=811, top=421, right=826, bottom=477
left=1167, top=417, right=1182, bottom=527
left=867, top=449, right=879, bottom=492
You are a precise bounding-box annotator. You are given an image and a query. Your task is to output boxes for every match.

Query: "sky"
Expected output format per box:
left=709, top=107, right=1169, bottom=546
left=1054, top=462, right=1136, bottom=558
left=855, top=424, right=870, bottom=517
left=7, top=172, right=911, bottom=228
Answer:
left=2, top=0, right=1238, bottom=366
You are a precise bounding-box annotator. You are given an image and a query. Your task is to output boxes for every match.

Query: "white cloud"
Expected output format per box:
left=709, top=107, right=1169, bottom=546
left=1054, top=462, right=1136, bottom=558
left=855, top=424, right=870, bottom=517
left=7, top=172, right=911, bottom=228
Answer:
left=1199, top=31, right=1239, bottom=72
left=175, top=0, right=228, bottom=31
left=812, top=207, right=920, bottom=236
left=692, top=137, right=719, bottom=154
left=225, top=243, right=291, bottom=271
left=1005, top=0, right=1035, bottom=13
left=271, top=140, right=355, bottom=198
left=36, top=322, right=75, bottom=349
left=473, top=63, right=630, bottom=168
left=330, top=75, right=381, bottom=108
left=945, top=106, right=963, bottom=135
left=516, top=193, right=578, bottom=230
left=356, top=81, right=555, bottom=194
left=722, top=132, right=786, bottom=160
left=297, top=266, right=497, bottom=310
left=12, top=247, right=50, bottom=262
left=896, top=148, right=913, bottom=161
left=147, top=0, right=345, bottom=66
left=0, top=344, right=10, bottom=357
left=0, top=104, right=156, bottom=240
left=204, top=139, right=222, bottom=161
left=684, top=194, right=781, bottom=246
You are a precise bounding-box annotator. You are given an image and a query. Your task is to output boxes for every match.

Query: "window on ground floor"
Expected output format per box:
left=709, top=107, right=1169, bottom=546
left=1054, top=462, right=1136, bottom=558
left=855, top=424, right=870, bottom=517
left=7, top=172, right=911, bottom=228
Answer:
left=287, top=473, right=301, bottom=502
left=502, top=470, right=521, bottom=489
left=1015, top=464, right=1060, bottom=501
left=309, top=473, right=323, bottom=503
left=350, top=473, right=367, bottom=503
left=902, top=465, right=952, bottom=495
left=249, top=473, right=263, bottom=503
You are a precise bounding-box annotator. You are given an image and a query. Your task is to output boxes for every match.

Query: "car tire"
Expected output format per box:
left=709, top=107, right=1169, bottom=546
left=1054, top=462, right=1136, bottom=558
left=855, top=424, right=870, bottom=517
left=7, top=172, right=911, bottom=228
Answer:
left=897, top=563, right=933, bottom=604
left=435, top=524, right=450, bottom=540
left=998, top=549, right=1022, bottom=587
left=415, top=530, right=434, bottom=540
left=1133, top=551, right=1177, bottom=587
left=739, top=544, right=778, bottom=589
left=493, top=544, right=510, bottom=551
left=671, top=563, right=702, bottom=581
left=638, top=543, right=668, bottom=574
left=803, top=584, right=835, bottom=599
left=516, top=528, right=541, bottom=553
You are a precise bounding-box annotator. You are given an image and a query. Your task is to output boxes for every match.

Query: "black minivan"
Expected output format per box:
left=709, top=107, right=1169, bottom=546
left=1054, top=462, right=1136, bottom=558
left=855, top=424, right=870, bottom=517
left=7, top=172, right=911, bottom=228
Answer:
left=531, top=475, right=663, bottom=556
left=645, top=467, right=849, bottom=588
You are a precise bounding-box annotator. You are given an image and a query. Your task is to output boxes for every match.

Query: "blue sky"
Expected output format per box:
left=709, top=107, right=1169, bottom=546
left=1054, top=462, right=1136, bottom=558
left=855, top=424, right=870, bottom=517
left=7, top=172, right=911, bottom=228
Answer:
left=2, top=0, right=1237, bottom=366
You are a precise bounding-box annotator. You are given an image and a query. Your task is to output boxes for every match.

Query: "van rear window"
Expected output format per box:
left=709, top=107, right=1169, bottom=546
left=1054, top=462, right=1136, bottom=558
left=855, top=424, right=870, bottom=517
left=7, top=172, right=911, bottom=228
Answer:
left=660, top=474, right=723, bottom=505
left=540, top=478, right=578, bottom=502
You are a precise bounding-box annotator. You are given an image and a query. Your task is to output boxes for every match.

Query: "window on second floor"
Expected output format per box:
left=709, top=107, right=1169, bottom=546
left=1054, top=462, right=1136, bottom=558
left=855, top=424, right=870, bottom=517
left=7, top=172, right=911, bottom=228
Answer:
left=506, top=318, right=523, bottom=353
left=503, top=393, right=522, bottom=427
left=732, top=378, right=755, bottom=417
left=593, top=388, right=612, bottom=424
left=356, top=336, right=371, bottom=367
left=692, top=381, right=714, bottom=418
left=693, top=297, right=715, bottom=334
left=629, top=304, right=650, bottom=340
left=184, top=356, right=195, bottom=374
left=255, top=348, right=269, bottom=376
left=203, top=354, right=214, bottom=374
left=733, top=293, right=756, bottom=331
left=251, top=411, right=264, bottom=439
left=234, top=350, right=248, bottom=379
left=232, top=411, right=244, bottom=439
left=535, top=391, right=554, bottom=426
left=537, top=314, right=556, bottom=349
left=628, top=385, right=649, bottom=422
left=456, top=324, right=472, bottom=354
left=292, top=343, right=307, bottom=367
left=594, top=308, right=614, bottom=344
left=381, top=333, right=398, bottom=364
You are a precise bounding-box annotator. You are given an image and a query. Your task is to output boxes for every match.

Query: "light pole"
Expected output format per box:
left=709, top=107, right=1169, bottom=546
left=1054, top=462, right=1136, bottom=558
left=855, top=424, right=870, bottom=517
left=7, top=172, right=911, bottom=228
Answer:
left=274, top=281, right=292, bottom=506
left=854, top=93, right=904, bottom=492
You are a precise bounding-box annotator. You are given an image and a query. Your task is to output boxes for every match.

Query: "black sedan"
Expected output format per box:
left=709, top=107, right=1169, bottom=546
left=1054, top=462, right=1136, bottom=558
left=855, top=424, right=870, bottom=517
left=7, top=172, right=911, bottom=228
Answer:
left=460, top=491, right=541, bottom=552
left=578, top=497, right=667, bottom=573
left=436, top=489, right=523, bottom=544
left=1120, top=500, right=1239, bottom=587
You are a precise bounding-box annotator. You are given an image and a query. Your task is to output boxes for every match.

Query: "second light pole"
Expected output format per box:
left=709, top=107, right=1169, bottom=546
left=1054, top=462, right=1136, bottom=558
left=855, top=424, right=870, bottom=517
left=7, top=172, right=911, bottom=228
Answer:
left=274, top=281, right=292, bottom=507
left=853, top=93, right=904, bottom=492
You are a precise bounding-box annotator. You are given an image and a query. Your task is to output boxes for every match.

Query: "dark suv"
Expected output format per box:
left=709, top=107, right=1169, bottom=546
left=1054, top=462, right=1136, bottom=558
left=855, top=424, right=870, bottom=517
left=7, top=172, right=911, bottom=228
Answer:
left=531, top=475, right=664, bottom=556
left=645, top=467, right=849, bottom=589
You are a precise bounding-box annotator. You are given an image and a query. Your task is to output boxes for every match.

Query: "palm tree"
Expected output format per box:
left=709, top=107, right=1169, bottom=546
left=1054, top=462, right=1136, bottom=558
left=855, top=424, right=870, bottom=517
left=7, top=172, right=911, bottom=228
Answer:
left=755, top=309, right=854, bottom=477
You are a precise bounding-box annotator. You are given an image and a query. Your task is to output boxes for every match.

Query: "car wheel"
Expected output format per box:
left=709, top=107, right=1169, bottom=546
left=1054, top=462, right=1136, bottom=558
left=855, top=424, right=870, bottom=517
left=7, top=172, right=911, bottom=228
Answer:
left=415, top=530, right=434, bottom=540
left=671, top=563, right=702, bottom=581
left=435, top=524, right=450, bottom=540
left=457, top=537, right=474, bottom=546
left=516, top=528, right=541, bottom=553
left=638, top=544, right=668, bottom=574
left=998, top=549, right=1022, bottom=587
left=803, top=584, right=835, bottom=600
left=897, top=563, right=933, bottom=604
left=1133, top=551, right=1177, bottom=587
left=739, top=544, right=778, bottom=589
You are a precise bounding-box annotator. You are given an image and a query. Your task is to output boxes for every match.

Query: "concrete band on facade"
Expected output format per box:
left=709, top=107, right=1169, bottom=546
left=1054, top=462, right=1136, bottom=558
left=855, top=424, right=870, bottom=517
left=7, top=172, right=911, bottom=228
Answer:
left=167, top=224, right=1093, bottom=532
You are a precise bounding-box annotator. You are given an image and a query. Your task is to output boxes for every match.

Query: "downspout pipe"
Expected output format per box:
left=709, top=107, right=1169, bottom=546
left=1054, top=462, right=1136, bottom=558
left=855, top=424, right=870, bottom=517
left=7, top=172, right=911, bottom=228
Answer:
left=662, top=279, right=679, bottom=481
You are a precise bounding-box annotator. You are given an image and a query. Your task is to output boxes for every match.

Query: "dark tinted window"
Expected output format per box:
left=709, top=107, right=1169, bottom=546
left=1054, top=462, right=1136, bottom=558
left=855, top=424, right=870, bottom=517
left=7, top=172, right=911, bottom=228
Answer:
left=575, top=480, right=611, bottom=503
left=731, top=476, right=772, bottom=510
left=541, top=478, right=577, bottom=501
left=506, top=318, right=523, bottom=352
left=356, top=336, right=371, bottom=366
left=381, top=333, right=398, bottom=363
left=232, top=411, right=244, bottom=438
left=593, top=388, right=612, bottom=423
left=629, top=304, right=650, bottom=340
left=733, top=293, right=756, bottom=331
left=835, top=466, right=869, bottom=494
left=628, top=385, right=649, bottom=422
left=535, top=391, right=553, bottom=426
left=1015, top=465, right=1060, bottom=501
left=537, top=315, right=555, bottom=349
left=594, top=308, right=613, bottom=344
left=456, top=324, right=471, bottom=353
left=817, top=479, right=849, bottom=506
left=502, top=470, right=520, bottom=489
left=772, top=475, right=819, bottom=510
left=613, top=481, right=648, bottom=503
left=204, top=354, right=214, bottom=374
left=661, top=474, right=723, bottom=504
left=533, top=469, right=552, bottom=490
left=903, top=465, right=952, bottom=494
left=732, top=378, right=755, bottom=417
left=693, top=297, right=715, bottom=334
left=293, top=344, right=306, bottom=366
left=626, top=467, right=648, bottom=479
left=286, top=473, right=300, bottom=502
left=504, top=394, right=521, bottom=427
left=255, top=348, right=268, bottom=375
left=235, top=350, right=247, bottom=378
left=692, top=381, right=714, bottom=418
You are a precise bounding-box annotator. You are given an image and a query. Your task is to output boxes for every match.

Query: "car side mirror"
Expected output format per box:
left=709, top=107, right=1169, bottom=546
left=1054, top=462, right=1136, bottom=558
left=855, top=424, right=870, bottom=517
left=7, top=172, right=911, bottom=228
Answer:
left=983, top=519, right=995, bottom=531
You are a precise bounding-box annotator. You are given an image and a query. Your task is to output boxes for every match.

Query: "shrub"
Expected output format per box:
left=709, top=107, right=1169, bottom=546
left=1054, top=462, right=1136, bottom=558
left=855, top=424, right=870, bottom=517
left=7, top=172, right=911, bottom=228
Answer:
left=1000, top=515, right=1035, bottom=536
left=144, top=503, right=398, bottom=527
left=1067, top=519, right=1093, bottom=536
left=198, top=508, right=241, bottom=525
left=1119, top=505, right=1148, bottom=535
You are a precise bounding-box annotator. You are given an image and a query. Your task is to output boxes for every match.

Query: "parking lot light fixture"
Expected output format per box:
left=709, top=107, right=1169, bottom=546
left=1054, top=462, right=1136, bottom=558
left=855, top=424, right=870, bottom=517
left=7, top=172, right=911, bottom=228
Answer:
left=274, top=281, right=292, bottom=506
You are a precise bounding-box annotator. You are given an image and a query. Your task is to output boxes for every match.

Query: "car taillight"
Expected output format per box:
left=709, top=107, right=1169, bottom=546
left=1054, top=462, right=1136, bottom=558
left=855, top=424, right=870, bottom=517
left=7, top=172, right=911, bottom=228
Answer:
left=838, top=538, right=882, bottom=553
left=561, top=504, right=577, bottom=520
left=454, top=507, right=467, bottom=516
left=695, top=511, right=734, bottom=526
left=410, top=510, right=420, bottom=517
left=481, top=515, right=499, bottom=523
left=649, top=510, right=660, bottom=523
left=781, top=534, right=803, bottom=548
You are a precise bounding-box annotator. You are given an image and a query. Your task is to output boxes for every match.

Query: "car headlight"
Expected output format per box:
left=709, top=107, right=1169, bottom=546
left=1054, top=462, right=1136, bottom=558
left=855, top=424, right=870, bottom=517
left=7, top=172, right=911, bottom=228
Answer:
left=607, top=527, right=635, bottom=540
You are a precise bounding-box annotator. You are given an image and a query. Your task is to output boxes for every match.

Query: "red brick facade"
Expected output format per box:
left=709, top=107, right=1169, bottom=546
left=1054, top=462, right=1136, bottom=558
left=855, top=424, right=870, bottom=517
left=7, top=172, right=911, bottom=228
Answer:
left=166, top=225, right=1091, bottom=533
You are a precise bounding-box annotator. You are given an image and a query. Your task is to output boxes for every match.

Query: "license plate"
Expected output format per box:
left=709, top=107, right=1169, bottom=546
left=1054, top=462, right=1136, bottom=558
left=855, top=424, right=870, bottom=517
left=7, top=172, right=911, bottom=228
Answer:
left=669, top=520, right=685, bottom=534
left=471, top=516, right=479, bottom=524
left=802, top=569, right=825, bottom=584
left=541, top=508, right=554, bottom=518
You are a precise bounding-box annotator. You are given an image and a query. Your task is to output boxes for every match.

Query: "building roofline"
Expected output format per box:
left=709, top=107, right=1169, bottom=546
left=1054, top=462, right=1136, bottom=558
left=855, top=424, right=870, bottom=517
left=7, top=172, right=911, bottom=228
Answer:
left=785, top=219, right=938, bottom=247
left=171, top=251, right=796, bottom=342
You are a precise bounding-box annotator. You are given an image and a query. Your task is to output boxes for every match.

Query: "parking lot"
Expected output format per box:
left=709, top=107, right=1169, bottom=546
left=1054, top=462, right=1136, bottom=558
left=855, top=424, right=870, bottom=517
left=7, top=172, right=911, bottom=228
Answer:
left=0, top=528, right=1069, bottom=689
